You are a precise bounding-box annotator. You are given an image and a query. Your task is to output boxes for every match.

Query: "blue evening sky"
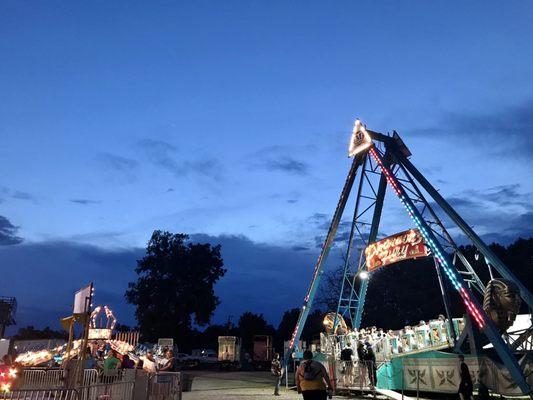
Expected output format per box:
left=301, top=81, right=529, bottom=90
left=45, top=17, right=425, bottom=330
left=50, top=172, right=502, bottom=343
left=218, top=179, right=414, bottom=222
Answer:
left=1, top=1, right=532, bottom=331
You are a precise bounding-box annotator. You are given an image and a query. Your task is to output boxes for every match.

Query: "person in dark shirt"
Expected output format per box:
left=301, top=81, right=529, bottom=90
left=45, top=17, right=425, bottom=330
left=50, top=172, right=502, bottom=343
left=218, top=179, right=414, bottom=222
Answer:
left=364, top=342, right=377, bottom=388
left=271, top=352, right=282, bottom=396
left=458, top=355, right=473, bottom=400
left=121, top=354, right=135, bottom=369
left=340, top=343, right=354, bottom=387
left=356, top=342, right=368, bottom=389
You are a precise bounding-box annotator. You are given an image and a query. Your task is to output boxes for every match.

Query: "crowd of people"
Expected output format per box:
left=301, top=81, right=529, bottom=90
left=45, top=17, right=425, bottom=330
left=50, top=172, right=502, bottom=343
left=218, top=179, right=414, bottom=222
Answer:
left=58, top=341, right=178, bottom=380
left=331, top=315, right=458, bottom=361
left=320, top=315, right=462, bottom=390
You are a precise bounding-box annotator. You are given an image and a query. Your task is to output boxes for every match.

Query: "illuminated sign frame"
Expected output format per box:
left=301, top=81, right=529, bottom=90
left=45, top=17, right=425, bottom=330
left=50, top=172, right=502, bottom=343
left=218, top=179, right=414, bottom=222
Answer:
left=348, top=119, right=372, bottom=157
left=88, top=328, right=112, bottom=340
left=365, top=229, right=429, bottom=272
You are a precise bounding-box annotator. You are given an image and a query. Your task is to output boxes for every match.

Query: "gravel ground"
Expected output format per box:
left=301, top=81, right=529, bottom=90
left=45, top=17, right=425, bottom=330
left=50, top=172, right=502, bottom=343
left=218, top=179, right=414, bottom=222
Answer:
left=181, top=371, right=384, bottom=400
left=182, top=371, right=301, bottom=400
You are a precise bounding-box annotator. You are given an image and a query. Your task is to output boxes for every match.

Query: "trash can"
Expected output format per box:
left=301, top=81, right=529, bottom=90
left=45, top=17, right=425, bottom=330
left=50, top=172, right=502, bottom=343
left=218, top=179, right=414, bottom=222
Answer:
left=181, top=373, right=193, bottom=392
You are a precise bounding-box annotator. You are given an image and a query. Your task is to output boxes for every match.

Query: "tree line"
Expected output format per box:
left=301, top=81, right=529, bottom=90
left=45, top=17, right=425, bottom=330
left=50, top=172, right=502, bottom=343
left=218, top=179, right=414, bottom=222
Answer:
left=13, top=232, right=532, bottom=355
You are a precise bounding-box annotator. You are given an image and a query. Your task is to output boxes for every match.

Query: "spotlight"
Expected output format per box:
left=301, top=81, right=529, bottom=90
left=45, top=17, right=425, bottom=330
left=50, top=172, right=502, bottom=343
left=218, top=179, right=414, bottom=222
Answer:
left=359, top=271, right=369, bottom=280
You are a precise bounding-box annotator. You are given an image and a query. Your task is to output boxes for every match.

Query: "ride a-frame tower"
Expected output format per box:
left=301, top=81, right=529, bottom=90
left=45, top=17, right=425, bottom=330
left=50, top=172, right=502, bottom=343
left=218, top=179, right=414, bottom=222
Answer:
left=285, top=120, right=532, bottom=395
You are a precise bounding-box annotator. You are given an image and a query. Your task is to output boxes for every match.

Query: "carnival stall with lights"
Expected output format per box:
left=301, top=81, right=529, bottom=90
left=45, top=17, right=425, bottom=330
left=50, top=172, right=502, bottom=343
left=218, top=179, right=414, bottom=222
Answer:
left=285, top=120, right=532, bottom=396
left=14, top=304, right=134, bottom=368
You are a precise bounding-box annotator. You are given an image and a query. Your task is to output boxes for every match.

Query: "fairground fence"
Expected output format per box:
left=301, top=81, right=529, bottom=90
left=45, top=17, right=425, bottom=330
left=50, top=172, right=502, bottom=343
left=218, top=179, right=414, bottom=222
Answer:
left=1, top=369, right=182, bottom=400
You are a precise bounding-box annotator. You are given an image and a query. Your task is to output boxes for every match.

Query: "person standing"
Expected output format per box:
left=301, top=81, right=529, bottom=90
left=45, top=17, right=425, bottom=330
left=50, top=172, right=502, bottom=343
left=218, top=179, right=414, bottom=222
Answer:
left=271, top=353, right=283, bottom=396
left=356, top=342, right=367, bottom=389
left=159, top=349, right=175, bottom=372
left=142, top=350, right=157, bottom=373
left=458, top=355, right=473, bottom=400
left=104, top=349, right=120, bottom=374
left=340, top=343, right=354, bottom=387
left=364, top=342, right=377, bottom=388
left=84, top=347, right=97, bottom=370
left=296, top=350, right=333, bottom=400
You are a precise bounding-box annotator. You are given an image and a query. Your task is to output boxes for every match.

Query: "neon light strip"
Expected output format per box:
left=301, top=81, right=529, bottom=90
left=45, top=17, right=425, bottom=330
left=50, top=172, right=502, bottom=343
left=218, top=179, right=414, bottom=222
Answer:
left=368, top=147, right=485, bottom=329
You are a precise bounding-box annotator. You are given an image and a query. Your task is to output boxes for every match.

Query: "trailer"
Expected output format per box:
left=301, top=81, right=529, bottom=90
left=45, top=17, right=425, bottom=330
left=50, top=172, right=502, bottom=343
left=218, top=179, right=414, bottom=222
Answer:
left=218, top=336, right=241, bottom=370
left=252, top=335, right=273, bottom=370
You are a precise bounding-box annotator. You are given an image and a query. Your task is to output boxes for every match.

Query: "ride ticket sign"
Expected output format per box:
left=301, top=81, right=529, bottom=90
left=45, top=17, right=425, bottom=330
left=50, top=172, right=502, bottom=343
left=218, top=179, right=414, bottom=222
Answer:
left=365, top=229, right=429, bottom=272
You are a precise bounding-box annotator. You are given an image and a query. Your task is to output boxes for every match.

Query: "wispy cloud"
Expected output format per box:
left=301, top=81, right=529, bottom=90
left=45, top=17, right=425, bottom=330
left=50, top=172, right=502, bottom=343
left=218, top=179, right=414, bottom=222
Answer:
left=0, top=215, right=23, bottom=245
left=98, top=153, right=140, bottom=183
left=435, top=184, right=533, bottom=243
left=70, top=199, right=101, bottom=205
left=138, top=138, right=222, bottom=180
left=252, top=146, right=310, bottom=176
left=11, top=191, right=34, bottom=201
left=0, top=186, right=36, bottom=203
left=411, top=98, right=533, bottom=159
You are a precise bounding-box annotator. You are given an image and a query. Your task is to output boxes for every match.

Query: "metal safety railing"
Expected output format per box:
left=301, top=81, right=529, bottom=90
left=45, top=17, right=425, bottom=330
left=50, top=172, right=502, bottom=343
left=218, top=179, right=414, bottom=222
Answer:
left=334, top=360, right=378, bottom=392
left=77, top=381, right=135, bottom=400
left=0, top=388, right=78, bottom=400
left=6, top=370, right=182, bottom=400
left=18, top=368, right=103, bottom=389
left=147, top=372, right=182, bottom=400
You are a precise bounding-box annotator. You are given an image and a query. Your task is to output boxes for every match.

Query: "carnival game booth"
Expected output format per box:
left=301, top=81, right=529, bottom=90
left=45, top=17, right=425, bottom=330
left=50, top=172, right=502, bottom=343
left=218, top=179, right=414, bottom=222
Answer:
left=284, top=119, right=533, bottom=397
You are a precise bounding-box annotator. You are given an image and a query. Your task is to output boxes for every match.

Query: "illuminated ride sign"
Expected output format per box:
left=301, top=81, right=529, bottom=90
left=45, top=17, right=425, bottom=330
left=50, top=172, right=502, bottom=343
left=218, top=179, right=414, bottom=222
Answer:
left=348, top=119, right=372, bottom=157
left=364, top=229, right=429, bottom=272
left=88, top=328, right=112, bottom=340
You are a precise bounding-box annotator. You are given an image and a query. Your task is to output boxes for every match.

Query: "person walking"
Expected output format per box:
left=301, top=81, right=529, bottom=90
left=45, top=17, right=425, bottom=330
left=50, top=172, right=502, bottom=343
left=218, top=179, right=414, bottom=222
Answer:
left=271, top=353, right=283, bottom=396
left=296, top=350, right=333, bottom=400
left=458, top=355, right=473, bottom=400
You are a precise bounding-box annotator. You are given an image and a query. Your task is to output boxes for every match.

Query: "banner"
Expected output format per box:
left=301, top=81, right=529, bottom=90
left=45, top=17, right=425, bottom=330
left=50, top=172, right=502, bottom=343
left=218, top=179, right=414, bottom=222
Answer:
left=365, top=229, right=429, bottom=272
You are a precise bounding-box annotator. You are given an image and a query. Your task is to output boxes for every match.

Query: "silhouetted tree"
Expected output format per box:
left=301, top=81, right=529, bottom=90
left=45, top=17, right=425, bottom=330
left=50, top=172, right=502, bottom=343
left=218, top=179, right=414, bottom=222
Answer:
left=114, top=323, right=133, bottom=332
left=275, top=308, right=324, bottom=353
left=125, top=231, right=226, bottom=349
left=14, top=326, right=68, bottom=340
left=237, top=312, right=275, bottom=353
left=200, top=324, right=234, bottom=351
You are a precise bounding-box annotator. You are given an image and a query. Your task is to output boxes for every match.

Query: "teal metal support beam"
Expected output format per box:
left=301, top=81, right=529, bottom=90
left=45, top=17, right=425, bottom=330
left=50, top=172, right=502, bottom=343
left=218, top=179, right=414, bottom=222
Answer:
left=284, top=154, right=364, bottom=365
left=372, top=147, right=530, bottom=395
left=397, top=153, right=533, bottom=310
left=354, top=152, right=389, bottom=328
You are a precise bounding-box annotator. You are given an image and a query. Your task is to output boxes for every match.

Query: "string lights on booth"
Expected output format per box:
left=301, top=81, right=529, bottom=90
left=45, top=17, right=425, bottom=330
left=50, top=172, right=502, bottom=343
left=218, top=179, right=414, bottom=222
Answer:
left=368, top=146, right=485, bottom=329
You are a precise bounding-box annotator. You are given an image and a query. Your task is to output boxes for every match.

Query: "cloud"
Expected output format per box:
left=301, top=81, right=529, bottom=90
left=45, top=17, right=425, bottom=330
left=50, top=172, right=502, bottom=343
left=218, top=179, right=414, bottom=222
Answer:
left=70, top=199, right=101, bottom=205
left=253, top=146, right=310, bottom=176
left=0, top=216, right=23, bottom=245
left=0, top=234, right=321, bottom=331
left=98, top=153, right=140, bottom=183
left=434, top=184, right=533, bottom=244
left=138, top=138, right=222, bottom=180
left=0, top=187, right=36, bottom=203
left=411, top=98, right=533, bottom=159
left=11, top=191, right=34, bottom=201
left=0, top=241, right=140, bottom=333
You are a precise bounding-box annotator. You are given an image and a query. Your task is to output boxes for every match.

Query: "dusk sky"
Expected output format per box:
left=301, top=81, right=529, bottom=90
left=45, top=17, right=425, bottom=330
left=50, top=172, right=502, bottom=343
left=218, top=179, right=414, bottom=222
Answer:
left=1, top=1, right=532, bottom=332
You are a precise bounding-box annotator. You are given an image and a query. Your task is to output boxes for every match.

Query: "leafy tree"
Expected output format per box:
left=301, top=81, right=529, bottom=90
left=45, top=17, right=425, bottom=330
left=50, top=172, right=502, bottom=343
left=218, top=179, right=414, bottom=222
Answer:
left=14, top=326, right=68, bottom=340
left=275, top=308, right=324, bottom=353
left=125, top=231, right=226, bottom=348
left=114, top=323, right=133, bottom=333
left=237, top=312, right=275, bottom=353
left=200, top=324, right=233, bottom=351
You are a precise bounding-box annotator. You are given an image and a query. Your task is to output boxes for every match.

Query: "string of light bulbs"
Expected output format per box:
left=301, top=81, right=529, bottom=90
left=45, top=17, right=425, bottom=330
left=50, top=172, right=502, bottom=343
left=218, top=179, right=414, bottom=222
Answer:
left=368, top=146, right=485, bottom=329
